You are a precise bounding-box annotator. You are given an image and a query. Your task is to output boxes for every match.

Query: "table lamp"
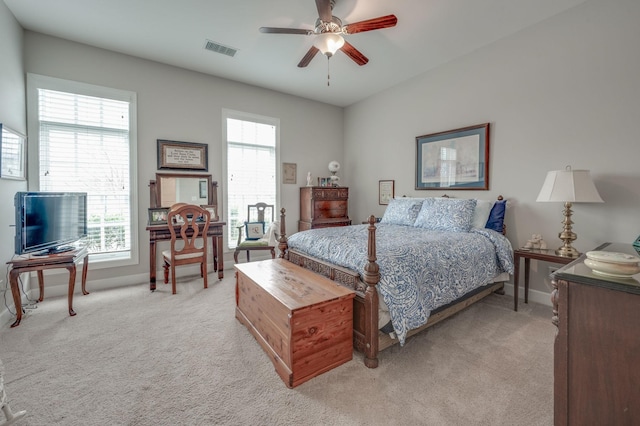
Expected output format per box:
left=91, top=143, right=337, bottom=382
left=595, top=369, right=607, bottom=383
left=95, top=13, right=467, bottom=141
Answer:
left=536, top=165, right=603, bottom=257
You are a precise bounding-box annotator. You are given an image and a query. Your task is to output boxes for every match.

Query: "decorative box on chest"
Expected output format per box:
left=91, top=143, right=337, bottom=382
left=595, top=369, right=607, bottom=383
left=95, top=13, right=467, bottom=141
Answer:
left=299, top=186, right=351, bottom=231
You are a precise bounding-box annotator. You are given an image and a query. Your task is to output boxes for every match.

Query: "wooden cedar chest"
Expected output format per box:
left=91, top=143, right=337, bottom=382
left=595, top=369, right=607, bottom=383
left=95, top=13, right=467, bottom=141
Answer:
left=235, top=258, right=355, bottom=388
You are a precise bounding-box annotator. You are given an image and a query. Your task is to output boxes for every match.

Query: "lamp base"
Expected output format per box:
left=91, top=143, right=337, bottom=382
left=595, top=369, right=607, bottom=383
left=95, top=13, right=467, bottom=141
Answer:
left=555, top=246, right=580, bottom=258
left=556, top=201, right=580, bottom=258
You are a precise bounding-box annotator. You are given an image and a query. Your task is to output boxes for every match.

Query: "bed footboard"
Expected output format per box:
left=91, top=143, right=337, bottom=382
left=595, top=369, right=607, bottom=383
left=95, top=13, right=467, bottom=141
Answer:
left=278, top=209, right=381, bottom=368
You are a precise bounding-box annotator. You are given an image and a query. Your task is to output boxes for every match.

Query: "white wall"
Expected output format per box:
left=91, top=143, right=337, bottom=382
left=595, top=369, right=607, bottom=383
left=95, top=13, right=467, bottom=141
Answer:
left=344, top=0, right=640, bottom=296
left=3, top=0, right=639, bottom=314
left=0, top=2, right=27, bottom=324
left=0, top=30, right=344, bottom=304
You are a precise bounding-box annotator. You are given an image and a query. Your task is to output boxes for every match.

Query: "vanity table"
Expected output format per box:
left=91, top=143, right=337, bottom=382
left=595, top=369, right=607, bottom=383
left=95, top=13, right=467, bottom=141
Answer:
left=146, top=173, right=225, bottom=291
left=552, top=242, right=640, bottom=425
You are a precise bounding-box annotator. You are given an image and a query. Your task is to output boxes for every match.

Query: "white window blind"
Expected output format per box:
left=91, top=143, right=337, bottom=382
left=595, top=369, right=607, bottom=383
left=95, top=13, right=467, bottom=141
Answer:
left=37, top=88, right=132, bottom=257
left=226, top=117, right=277, bottom=249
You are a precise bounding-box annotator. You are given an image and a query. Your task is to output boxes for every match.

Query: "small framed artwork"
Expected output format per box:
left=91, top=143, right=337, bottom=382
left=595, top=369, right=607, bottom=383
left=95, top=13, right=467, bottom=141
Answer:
left=0, top=123, right=27, bottom=180
left=415, top=123, right=490, bottom=190
left=199, top=180, right=208, bottom=199
left=157, top=139, right=208, bottom=171
left=282, top=162, right=297, bottom=184
left=318, top=177, right=331, bottom=187
left=379, top=180, right=395, bottom=205
left=148, top=207, right=170, bottom=225
left=200, top=205, right=218, bottom=221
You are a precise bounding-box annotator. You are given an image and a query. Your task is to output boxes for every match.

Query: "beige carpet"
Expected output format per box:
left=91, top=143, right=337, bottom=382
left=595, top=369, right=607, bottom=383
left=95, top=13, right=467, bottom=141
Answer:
left=0, top=271, right=553, bottom=425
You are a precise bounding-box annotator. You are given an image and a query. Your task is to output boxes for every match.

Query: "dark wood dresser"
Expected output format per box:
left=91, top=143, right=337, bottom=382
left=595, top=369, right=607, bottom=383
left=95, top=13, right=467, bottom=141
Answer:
left=299, top=186, right=351, bottom=231
left=552, top=242, right=640, bottom=426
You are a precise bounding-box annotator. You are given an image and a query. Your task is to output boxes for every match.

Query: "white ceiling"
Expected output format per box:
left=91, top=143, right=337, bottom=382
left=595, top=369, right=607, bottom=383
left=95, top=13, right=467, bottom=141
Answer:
left=4, top=0, right=588, bottom=107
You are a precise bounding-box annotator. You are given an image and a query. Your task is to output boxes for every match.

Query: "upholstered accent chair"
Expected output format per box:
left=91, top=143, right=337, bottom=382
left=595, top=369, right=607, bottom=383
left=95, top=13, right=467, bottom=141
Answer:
left=234, top=202, right=278, bottom=263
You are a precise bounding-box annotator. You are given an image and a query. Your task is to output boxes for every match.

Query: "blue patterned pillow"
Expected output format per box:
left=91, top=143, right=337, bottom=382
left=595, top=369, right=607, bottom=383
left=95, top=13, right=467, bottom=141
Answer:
left=380, top=198, right=426, bottom=226
left=413, top=198, right=477, bottom=232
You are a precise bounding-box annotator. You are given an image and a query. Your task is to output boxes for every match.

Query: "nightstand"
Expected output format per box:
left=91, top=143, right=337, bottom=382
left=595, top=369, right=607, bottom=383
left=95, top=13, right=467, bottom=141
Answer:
left=513, top=248, right=577, bottom=311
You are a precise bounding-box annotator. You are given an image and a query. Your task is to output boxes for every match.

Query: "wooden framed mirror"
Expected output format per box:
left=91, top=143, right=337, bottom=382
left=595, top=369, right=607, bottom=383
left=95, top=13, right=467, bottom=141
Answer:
left=150, top=173, right=219, bottom=220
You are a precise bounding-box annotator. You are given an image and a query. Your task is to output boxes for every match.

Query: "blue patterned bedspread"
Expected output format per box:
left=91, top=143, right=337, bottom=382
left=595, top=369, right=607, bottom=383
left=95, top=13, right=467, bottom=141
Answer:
left=286, top=224, right=514, bottom=345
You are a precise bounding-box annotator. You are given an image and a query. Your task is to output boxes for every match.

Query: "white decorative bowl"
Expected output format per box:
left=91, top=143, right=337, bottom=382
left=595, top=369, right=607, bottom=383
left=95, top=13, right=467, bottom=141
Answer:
left=584, top=251, right=640, bottom=278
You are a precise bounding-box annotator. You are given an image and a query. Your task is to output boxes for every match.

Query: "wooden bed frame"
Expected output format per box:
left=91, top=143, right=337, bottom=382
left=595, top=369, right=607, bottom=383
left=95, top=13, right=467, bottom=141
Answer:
left=276, top=201, right=506, bottom=369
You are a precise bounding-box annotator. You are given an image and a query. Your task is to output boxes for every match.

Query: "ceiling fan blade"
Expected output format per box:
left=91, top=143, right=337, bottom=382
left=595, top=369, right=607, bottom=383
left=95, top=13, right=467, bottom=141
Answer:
left=259, top=27, right=313, bottom=35
left=315, top=0, right=333, bottom=23
left=340, top=41, right=369, bottom=66
left=343, top=14, right=398, bottom=34
left=298, top=46, right=320, bottom=67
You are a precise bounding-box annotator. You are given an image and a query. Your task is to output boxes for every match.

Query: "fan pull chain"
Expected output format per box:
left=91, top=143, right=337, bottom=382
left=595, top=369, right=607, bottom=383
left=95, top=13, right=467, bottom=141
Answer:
left=327, top=57, right=330, bottom=86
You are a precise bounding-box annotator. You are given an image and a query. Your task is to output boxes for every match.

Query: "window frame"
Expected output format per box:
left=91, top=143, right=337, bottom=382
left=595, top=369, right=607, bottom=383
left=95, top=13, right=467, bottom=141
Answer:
left=222, top=109, right=280, bottom=251
left=26, top=73, right=139, bottom=269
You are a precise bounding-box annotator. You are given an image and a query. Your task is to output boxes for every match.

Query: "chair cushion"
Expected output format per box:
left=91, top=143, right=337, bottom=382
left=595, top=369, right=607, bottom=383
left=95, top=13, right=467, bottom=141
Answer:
left=245, top=221, right=265, bottom=240
left=162, top=250, right=205, bottom=260
left=237, top=240, right=270, bottom=248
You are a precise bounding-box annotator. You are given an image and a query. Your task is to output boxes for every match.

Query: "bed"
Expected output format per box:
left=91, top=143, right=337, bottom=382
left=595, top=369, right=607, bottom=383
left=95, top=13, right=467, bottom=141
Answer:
left=277, top=195, right=514, bottom=368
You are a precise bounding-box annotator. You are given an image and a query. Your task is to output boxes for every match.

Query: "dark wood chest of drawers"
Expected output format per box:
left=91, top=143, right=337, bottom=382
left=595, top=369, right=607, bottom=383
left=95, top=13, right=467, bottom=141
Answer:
left=552, top=242, right=640, bottom=425
left=299, top=186, right=351, bottom=231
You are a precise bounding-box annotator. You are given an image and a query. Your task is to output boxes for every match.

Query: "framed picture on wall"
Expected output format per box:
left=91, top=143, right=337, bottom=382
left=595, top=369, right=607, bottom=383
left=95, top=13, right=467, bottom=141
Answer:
left=282, top=162, right=297, bottom=184
left=157, top=139, right=208, bottom=171
left=415, top=123, right=490, bottom=190
left=0, top=124, right=27, bottom=180
left=379, top=180, right=394, bottom=205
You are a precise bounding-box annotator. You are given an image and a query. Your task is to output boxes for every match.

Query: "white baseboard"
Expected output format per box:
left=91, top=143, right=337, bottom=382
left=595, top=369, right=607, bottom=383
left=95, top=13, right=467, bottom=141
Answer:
left=503, top=283, right=552, bottom=307
left=0, top=260, right=238, bottom=327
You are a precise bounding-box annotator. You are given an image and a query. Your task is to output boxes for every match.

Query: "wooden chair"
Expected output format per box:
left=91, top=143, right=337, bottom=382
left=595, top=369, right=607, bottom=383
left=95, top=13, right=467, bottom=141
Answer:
left=234, top=202, right=277, bottom=263
left=162, top=204, right=211, bottom=294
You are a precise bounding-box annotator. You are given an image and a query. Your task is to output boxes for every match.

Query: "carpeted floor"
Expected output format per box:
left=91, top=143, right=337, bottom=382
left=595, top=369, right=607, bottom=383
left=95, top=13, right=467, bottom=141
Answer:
left=0, top=270, right=554, bottom=425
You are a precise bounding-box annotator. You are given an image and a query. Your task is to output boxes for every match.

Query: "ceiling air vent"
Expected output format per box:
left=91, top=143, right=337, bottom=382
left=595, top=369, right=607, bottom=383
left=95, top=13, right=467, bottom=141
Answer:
left=204, top=40, right=237, bottom=57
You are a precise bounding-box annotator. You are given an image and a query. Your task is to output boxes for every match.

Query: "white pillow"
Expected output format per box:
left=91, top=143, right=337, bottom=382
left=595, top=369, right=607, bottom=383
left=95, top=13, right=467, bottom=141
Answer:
left=472, top=199, right=495, bottom=229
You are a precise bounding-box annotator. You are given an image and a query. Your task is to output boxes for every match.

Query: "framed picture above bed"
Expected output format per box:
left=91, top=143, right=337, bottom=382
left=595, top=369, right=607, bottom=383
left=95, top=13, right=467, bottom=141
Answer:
left=415, top=123, right=490, bottom=190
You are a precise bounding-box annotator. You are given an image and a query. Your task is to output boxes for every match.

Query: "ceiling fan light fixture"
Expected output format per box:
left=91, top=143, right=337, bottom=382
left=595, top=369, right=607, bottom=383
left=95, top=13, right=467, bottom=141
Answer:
left=313, top=32, right=344, bottom=57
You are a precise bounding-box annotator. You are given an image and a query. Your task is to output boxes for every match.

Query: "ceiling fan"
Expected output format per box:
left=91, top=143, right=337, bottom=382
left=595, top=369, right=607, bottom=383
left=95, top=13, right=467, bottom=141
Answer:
left=259, top=0, right=397, bottom=68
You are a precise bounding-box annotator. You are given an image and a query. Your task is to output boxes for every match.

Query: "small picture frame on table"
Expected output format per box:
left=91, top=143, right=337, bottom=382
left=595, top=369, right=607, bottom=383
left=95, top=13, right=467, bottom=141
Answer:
left=379, top=180, right=395, bottom=205
left=148, top=208, right=170, bottom=225
left=200, top=205, right=218, bottom=222
left=318, top=177, right=331, bottom=187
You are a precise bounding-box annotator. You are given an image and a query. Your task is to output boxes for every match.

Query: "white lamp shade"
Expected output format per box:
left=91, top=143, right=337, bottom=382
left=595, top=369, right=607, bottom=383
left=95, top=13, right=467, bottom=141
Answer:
left=314, top=33, right=345, bottom=56
left=536, top=167, right=603, bottom=203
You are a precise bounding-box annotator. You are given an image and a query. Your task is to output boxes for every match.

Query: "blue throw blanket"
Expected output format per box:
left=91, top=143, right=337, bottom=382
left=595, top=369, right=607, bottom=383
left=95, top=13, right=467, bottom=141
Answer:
left=287, top=224, right=514, bottom=345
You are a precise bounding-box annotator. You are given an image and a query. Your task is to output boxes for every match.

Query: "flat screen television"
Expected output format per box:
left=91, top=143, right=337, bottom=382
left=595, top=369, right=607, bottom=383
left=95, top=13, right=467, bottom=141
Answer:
left=14, top=192, right=88, bottom=255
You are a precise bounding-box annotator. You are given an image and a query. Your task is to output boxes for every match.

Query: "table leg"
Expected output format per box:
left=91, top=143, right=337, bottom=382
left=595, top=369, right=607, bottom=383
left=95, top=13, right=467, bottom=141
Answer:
left=216, top=235, right=224, bottom=280
left=66, top=264, right=77, bottom=317
left=513, top=254, right=520, bottom=312
left=524, top=258, right=531, bottom=305
left=149, top=240, right=157, bottom=291
left=9, top=269, right=22, bottom=328
left=211, top=236, right=218, bottom=272
left=37, top=270, right=44, bottom=302
left=81, top=256, right=90, bottom=295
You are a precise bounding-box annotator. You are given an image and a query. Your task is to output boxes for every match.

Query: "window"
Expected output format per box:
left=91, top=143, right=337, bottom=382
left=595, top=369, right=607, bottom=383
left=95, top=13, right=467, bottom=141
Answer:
left=27, top=74, right=138, bottom=265
left=223, top=110, right=278, bottom=250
